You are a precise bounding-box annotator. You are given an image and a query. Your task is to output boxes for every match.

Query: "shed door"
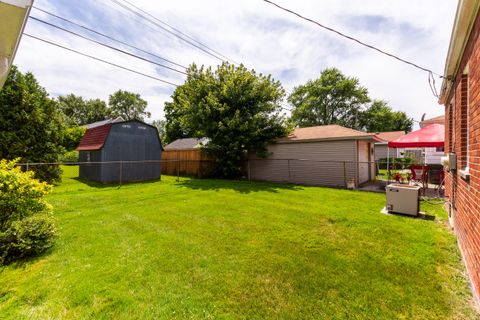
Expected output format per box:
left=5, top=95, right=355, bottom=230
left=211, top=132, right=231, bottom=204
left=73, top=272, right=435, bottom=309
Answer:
left=358, top=141, right=370, bottom=184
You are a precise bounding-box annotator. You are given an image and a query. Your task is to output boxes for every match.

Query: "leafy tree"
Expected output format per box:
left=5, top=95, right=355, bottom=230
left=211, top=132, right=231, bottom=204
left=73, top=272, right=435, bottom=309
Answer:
left=0, top=66, right=65, bottom=183
left=58, top=94, right=110, bottom=126
left=165, top=62, right=291, bottom=178
left=359, top=100, right=413, bottom=133
left=62, top=126, right=86, bottom=151
left=289, top=68, right=370, bottom=129
left=152, top=119, right=166, bottom=145
left=108, top=90, right=150, bottom=121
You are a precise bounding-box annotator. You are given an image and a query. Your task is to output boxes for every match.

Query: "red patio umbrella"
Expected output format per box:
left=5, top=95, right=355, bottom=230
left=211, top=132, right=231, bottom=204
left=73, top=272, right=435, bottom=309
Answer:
left=384, top=123, right=445, bottom=186
left=388, top=124, right=444, bottom=148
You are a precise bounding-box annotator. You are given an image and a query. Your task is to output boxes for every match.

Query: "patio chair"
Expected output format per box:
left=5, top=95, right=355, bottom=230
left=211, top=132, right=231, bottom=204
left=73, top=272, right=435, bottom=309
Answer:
left=410, top=165, right=429, bottom=191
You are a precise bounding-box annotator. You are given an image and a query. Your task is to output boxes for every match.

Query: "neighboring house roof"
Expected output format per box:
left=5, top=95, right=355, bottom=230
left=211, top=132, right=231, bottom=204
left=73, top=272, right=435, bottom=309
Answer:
left=278, top=125, right=380, bottom=143
left=439, top=0, right=480, bottom=104
left=76, top=124, right=112, bottom=151
left=419, top=115, right=444, bottom=128
left=164, top=138, right=209, bottom=150
left=82, top=117, right=124, bottom=129
left=375, top=131, right=406, bottom=142
left=0, top=0, right=33, bottom=88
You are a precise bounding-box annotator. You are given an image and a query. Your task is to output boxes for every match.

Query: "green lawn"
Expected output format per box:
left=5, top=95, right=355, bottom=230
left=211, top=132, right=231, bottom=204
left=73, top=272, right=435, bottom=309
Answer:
left=0, top=166, right=477, bottom=319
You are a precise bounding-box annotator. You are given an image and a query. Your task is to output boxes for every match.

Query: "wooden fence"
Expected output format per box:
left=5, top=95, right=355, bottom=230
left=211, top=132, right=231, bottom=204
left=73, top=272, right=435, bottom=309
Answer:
left=161, top=150, right=215, bottom=177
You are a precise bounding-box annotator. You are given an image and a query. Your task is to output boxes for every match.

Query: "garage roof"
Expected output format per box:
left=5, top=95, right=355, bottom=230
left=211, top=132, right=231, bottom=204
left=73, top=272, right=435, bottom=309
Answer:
left=375, top=131, right=405, bottom=142
left=164, top=138, right=209, bottom=150
left=279, top=125, right=379, bottom=143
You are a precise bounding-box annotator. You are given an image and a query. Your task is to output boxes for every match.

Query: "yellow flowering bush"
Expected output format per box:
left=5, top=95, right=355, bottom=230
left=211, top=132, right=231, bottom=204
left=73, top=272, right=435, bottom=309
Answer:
left=0, top=159, right=56, bottom=264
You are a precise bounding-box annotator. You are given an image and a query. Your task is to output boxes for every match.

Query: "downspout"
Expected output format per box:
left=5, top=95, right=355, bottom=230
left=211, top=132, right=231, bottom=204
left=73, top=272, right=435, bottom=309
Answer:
left=451, top=77, right=457, bottom=218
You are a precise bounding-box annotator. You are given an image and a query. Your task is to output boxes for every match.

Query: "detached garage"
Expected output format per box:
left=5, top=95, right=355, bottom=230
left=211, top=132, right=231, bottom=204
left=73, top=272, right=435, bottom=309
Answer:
left=76, top=120, right=162, bottom=183
left=248, top=125, right=380, bottom=188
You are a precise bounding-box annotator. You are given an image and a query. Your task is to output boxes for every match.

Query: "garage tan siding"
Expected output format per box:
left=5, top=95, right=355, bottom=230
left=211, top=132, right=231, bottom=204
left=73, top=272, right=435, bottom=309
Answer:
left=248, top=140, right=357, bottom=187
left=374, top=144, right=398, bottom=160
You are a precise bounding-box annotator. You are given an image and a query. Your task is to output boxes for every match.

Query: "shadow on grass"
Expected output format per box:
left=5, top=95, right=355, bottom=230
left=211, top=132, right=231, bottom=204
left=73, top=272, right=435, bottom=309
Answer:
left=0, top=246, right=56, bottom=271
left=177, top=177, right=303, bottom=194
left=384, top=211, right=437, bottom=221
left=418, top=214, right=436, bottom=221
left=72, top=177, right=161, bottom=189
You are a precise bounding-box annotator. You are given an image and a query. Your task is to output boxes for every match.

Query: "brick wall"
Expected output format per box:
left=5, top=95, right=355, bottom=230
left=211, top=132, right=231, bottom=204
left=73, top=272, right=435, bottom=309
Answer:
left=444, top=8, right=480, bottom=301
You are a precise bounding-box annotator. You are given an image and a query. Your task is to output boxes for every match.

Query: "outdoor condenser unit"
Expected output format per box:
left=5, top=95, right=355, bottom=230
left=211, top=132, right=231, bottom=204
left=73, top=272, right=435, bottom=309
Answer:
left=386, top=184, right=420, bottom=216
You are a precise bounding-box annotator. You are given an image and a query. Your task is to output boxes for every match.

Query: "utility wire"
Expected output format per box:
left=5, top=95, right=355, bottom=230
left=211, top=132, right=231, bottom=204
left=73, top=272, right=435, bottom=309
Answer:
left=262, top=0, right=443, bottom=78
left=24, top=34, right=179, bottom=87
left=118, top=0, right=240, bottom=65
left=107, top=0, right=298, bottom=102
left=117, top=0, right=295, bottom=96
left=30, top=16, right=188, bottom=76
left=32, top=6, right=187, bottom=69
left=428, top=72, right=439, bottom=98
left=109, top=0, right=227, bottom=63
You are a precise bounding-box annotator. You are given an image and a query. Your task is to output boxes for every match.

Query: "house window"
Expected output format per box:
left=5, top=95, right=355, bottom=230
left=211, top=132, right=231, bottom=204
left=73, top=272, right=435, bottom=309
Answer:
left=460, top=73, right=469, bottom=171
left=436, top=147, right=445, bottom=152
left=86, top=152, right=91, bottom=162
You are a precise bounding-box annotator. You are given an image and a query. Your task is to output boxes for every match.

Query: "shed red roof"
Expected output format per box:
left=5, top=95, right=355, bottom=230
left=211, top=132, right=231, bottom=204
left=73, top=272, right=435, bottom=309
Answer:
left=76, top=124, right=112, bottom=151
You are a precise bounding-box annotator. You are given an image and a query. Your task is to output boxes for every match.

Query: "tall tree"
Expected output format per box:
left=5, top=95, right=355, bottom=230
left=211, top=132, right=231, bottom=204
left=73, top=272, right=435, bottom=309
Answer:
left=152, top=119, right=166, bottom=145
left=359, top=100, right=413, bottom=133
left=108, top=90, right=150, bottom=121
left=165, top=62, right=291, bottom=178
left=0, top=66, right=65, bottom=183
left=289, top=68, right=370, bottom=129
left=57, top=94, right=110, bottom=126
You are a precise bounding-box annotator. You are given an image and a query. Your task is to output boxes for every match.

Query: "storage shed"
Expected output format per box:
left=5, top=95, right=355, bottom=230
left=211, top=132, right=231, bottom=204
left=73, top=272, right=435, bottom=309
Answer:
left=247, top=125, right=380, bottom=188
left=76, top=120, right=162, bottom=183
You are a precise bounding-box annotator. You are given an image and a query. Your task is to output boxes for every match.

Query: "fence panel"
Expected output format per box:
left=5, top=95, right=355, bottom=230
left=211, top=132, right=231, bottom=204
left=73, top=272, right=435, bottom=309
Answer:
left=161, top=150, right=214, bottom=177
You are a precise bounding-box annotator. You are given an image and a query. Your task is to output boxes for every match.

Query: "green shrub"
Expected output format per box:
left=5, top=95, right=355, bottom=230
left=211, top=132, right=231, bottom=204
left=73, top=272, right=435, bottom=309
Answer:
left=0, top=159, right=56, bottom=264
left=60, top=150, right=79, bottom=164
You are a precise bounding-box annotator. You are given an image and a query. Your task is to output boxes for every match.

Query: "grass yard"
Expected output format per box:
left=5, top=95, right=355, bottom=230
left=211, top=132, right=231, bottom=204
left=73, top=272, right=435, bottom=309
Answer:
left=0, top=166, right=478, bottom=319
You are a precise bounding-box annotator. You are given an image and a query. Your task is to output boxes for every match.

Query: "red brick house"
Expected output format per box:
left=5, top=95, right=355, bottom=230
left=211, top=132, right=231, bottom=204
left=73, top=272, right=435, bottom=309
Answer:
left=439, top=0, right=480, bottom=301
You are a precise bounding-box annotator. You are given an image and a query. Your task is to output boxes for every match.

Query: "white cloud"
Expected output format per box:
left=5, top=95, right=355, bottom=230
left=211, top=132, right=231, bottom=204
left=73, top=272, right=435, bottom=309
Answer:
left=14, top=0, right=456, bottom=124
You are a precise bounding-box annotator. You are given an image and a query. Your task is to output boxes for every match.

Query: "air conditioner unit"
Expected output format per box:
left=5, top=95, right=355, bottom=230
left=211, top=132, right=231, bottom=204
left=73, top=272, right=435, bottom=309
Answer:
left=386, top=184, right=420, bottom=216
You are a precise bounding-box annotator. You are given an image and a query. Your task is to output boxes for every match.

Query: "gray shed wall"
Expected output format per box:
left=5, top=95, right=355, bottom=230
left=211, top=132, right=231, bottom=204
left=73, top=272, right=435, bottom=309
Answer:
left=79, top=150, right=102, bottom=182
left=248, top=140, right=358, bottom=187
left=79, top=121, right=162, bottom=183
left=101, top=121, right=161, bottom=183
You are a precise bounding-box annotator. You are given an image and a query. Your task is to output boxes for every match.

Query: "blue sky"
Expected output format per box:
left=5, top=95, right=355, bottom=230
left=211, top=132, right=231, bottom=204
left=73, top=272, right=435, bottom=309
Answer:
left=15, top=0, right=457, bottom=126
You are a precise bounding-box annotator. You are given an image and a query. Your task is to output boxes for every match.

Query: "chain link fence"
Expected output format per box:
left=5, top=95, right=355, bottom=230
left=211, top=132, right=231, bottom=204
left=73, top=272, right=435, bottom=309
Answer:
left=15, top=159, right=445, bottom=189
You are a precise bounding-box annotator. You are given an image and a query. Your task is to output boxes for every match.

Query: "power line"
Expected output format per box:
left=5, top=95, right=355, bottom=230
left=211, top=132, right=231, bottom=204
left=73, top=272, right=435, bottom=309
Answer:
left=262, top=0, right=443, bottom=78
left=109, top=0, right=228, bottom=63
left=114, top=0, right=298, bottom=95
left=32, top=6, right=187, bottom=69
left=29, top=16, right=188, bottom=76
left=24, top=33, right=179, bottom=87
left=118, top=0, right=240, bottom=65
